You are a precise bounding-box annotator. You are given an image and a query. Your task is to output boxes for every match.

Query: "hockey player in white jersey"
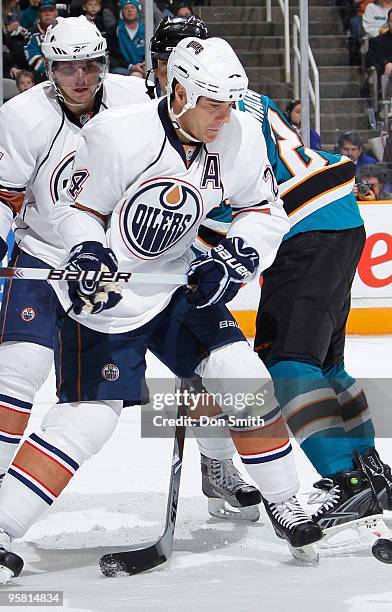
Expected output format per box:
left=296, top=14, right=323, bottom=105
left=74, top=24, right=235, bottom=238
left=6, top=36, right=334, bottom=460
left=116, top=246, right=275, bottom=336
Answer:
left=148, top=15, right=262, bottom=522
left=0, top=36, right=322, bottom=582
left=0, top=16, right=150, bottom=483
left=0, top=13, right=259, bottom=526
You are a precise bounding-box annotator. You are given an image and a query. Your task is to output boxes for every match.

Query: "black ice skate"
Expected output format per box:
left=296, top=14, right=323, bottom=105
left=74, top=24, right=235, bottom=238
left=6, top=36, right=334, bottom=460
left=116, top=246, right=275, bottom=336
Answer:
left=354, top=448, right=392, bottom=512
left=0, top=529, right=24, bottom=584
left=262, top=495, right=322, bottom=564
left=201, top=455, right=261, bottom=522
left=309, top=469, right=392, bottom=562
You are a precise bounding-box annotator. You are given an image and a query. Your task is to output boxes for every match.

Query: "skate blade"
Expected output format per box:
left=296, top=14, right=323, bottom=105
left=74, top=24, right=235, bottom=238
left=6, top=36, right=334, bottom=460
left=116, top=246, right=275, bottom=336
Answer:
left=208, top=498, right=260, bottom=522
left=320, top=515, right=392, bottom=553
left=0, top=566, right=14, bottom=585
left=288, top=542, right=319, bottom=565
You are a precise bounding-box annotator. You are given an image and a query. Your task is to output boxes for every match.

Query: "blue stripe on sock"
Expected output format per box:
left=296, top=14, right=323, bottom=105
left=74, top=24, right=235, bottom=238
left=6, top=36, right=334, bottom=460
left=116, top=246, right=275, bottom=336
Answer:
left=241, top=443, right=292, bottom=464
left=261, top=404, right=281, bottom=422
left=8, top=468, right=53, bottom=505
left=29, top=433, right=79, bottom=472
left=0, top=394, right=32, bottom=410
left=0, top=434, right=20, bottom=444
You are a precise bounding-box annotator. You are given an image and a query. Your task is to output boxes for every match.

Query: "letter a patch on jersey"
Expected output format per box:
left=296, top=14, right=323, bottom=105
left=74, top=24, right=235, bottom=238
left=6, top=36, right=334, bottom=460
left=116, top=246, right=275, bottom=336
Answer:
left=67, top=169, right=89, bottom=200
left=200, top=154, right=221, bottom=190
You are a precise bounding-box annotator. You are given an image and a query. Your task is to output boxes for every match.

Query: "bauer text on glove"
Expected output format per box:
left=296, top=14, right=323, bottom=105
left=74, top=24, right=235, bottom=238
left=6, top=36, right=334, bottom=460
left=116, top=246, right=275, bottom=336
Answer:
left=186, top=237, right=259, bottom=308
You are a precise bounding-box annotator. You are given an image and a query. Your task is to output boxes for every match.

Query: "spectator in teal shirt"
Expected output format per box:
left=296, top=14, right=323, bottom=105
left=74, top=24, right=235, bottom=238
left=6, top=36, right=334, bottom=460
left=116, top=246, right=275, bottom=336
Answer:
left=24, top=0, right=58, bottom=78
left=21, top=0, right=41, bottom=30
left=116, top=0, right=145, bottom=72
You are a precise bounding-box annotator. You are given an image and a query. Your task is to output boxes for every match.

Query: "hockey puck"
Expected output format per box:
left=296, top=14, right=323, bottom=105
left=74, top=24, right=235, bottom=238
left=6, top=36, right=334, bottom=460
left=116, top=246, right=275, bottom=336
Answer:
left=371, top=538, right=392, bottom=564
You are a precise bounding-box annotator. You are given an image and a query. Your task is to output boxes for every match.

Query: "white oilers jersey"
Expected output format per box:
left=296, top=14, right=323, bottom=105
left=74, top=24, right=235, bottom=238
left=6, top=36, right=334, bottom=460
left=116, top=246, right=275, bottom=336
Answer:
left=52, top=98, right=289, bottom=334
left=0, top=74, right=150, bottom=267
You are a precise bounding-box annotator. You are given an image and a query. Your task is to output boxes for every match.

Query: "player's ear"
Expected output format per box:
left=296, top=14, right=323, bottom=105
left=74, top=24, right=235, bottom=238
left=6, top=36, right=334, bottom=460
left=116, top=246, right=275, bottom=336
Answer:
left=174, top=82, right=187, bottom=105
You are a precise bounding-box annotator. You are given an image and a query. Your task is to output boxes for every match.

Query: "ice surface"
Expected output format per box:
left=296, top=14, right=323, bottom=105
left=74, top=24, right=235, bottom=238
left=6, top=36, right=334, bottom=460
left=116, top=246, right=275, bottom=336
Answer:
left=1, top=337, right=391, bottom=612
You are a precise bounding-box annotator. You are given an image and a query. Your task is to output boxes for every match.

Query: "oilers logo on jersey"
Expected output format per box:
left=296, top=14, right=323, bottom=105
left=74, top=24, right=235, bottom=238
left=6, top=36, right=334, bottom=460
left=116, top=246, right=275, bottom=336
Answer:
left=119, top=177, right=203, bottom=259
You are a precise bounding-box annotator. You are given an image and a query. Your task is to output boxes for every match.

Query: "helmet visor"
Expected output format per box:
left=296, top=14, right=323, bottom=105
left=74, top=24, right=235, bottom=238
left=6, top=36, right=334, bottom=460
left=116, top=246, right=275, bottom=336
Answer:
left=50, top=57, right=107, bottom=87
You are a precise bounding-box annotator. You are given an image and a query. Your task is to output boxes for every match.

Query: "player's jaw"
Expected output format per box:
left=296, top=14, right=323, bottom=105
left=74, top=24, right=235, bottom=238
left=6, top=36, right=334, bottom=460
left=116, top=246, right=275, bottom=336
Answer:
left=59, top=81, right=97, bottom=108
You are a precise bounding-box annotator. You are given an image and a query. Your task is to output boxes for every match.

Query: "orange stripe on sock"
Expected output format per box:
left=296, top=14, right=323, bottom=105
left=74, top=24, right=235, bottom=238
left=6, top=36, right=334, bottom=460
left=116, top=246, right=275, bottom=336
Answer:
left=229, top=416, right=290, bottom=455
left=12, top=440, right=74, bottom=497
left=0, top=405, right=29, bottom=436
left=240, top=439, right=290, bottom=456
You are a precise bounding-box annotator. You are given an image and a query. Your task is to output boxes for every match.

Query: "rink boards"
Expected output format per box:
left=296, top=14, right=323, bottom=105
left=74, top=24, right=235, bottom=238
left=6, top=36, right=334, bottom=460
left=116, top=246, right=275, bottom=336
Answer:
left=0, top=202, right=390, bottom=336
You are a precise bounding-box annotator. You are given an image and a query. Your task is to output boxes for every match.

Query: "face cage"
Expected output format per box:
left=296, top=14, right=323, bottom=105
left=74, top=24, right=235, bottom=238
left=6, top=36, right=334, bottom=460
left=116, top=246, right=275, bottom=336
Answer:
left=46, top=54, right=109, bottom=104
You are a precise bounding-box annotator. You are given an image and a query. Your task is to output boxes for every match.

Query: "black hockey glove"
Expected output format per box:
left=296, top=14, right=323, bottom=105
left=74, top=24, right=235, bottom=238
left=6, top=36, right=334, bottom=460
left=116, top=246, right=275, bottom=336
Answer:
left=66, top=241, right=123, bottom=315
left=186, top=237, right=259, bottom=309
left=0, top=237, right=7, bottom=262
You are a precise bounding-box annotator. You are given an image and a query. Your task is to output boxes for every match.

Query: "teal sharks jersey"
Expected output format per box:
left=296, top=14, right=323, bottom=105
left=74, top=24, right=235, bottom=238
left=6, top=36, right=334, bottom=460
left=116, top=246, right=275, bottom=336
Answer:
left=194, top=90, right=363, bottom=253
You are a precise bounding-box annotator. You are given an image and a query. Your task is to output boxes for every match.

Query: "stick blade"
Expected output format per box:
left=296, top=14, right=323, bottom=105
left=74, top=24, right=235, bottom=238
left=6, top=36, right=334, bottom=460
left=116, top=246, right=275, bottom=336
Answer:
left=99, top=533, right=171, bottom=577
left=99, top=382, right=186, bottom=579
left=99, top=545, right=166, bottom=577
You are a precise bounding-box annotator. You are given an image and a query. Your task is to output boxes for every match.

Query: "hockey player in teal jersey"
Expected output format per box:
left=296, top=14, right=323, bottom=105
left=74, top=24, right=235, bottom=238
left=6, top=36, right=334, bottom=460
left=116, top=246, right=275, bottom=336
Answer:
left=198, top=91, right=392, bottom=552
left=149, top=17, right=392, bottom=555
left=196, top=92, right=363, bottom=254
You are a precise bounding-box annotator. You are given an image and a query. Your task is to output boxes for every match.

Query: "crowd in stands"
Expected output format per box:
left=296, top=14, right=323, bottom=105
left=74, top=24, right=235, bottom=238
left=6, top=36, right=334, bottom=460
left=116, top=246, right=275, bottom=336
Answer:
left=2, top=0, right=201, bottom=84
left=334, top=130, right=392, bottom=199
left=336, top=0, right=392, bottom=99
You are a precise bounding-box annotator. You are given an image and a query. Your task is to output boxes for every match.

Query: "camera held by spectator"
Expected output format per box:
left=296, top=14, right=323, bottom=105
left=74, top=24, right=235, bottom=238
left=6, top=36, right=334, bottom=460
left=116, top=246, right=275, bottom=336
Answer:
left=354, top=164, right=392, bottom=199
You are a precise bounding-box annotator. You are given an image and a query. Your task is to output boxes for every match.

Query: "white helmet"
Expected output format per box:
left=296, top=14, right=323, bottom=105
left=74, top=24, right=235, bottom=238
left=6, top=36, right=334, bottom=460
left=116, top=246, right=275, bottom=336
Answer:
left=41, top=16, right=107, bottom=61
left=42, top=16, right=108, bottom=106
left=167, top=36, right=248, bottom=110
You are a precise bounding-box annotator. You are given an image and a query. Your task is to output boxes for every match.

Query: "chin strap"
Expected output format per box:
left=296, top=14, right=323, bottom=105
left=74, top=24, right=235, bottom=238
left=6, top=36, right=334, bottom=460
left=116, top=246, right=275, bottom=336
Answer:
left=167, top=97, right=201, bottom=144
left=145, top=69, right=158, bottom=100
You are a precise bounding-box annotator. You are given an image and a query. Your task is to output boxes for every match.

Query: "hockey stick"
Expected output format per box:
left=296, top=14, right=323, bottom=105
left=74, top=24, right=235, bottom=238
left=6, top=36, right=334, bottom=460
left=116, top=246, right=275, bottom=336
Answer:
left=99, top=382, right=187, bottom=577
left=0, top=267, right=188, bottom=286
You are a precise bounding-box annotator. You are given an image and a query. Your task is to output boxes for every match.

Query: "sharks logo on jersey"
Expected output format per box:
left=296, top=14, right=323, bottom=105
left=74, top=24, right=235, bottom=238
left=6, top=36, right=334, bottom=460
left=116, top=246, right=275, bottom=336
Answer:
left=119, top=177, right=203, bottom=259
left=50, top=151, right=76, bottom=204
